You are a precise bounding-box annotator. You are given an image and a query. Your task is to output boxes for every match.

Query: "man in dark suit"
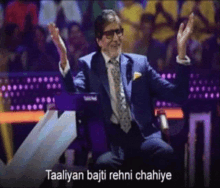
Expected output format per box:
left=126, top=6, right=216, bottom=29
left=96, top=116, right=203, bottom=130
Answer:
left=48, top=9, right=194, bottom=186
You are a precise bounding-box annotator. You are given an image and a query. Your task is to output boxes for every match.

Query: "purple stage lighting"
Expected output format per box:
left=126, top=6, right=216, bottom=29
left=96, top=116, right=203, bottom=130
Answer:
left=7, top=85, right=11, bottom=91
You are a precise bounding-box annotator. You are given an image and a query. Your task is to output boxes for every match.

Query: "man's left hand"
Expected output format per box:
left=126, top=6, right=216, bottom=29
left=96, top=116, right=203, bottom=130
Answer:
left=177, top=13, right=194, bottom=59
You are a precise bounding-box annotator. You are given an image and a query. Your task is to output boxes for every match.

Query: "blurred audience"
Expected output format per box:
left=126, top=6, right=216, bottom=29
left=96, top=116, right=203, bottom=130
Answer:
left=202, top=12, right=220, bottom=71
left=0, top=0, right=219, bottom=73
left=26, top=25, right=57, bottom=72
left=133, top=13, right=166, bottom=72
left=0, top=23, right=25, bottom=72
left=5, top=0, right=38, bottom=33
left=144, top=0, right=178, bottom=45
left=165, top=17, right=202, bottom=71
left=119, top=0, right=143, bottom=53
left=39, top=0, right=82, bottom=40
left=180, top=0, right=215, bottom=43
left=0, top=3, right=4, bottom=48
left=66, top=22, right=95, bottom=75
left=79, top=0, right=117, bottom=44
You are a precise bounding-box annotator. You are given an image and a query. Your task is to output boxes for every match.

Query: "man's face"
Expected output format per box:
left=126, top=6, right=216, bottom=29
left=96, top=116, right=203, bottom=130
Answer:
left=97, top=22, right=123, bottom=59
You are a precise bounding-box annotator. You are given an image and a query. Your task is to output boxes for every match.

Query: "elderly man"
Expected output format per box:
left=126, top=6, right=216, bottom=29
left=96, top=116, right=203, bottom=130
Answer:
left=48, top=9, right=194, bottom=186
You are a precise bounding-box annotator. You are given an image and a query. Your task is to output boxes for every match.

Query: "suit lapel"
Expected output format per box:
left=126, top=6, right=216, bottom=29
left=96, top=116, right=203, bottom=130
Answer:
left=92, top=52, right=111, bottom=98
left=120, top=54, right=133, bottom=104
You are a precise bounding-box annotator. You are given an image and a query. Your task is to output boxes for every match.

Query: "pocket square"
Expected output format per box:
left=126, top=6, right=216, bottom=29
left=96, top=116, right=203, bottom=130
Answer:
left=133, top=72, right=142, bottom=81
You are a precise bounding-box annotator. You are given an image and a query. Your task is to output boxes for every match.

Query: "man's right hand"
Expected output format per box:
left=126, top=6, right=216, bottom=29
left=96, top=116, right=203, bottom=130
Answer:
left=48, top=23, right=67, bottom=70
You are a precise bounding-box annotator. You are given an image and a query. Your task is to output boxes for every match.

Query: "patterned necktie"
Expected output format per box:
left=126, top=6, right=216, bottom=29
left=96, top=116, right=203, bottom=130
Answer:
left=110, top=59, right=131, bottom=133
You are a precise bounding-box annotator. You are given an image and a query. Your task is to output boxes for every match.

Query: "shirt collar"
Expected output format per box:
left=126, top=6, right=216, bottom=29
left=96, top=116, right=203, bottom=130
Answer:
left=101, top=51, right=120, bottom=66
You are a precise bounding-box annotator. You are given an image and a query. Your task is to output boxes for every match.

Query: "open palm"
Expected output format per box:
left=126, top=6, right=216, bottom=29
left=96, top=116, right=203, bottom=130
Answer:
left=177, top=13, right=194, bottom=58
left=48, top=23, right=67, bottom=55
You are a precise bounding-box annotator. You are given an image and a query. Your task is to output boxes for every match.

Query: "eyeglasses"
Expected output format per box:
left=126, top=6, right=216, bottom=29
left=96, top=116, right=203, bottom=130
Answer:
left=102, top=28, right=124, bottom=39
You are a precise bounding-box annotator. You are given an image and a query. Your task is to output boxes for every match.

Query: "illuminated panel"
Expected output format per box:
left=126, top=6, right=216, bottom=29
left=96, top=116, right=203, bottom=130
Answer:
left=0, top=111, right=45, bottom=123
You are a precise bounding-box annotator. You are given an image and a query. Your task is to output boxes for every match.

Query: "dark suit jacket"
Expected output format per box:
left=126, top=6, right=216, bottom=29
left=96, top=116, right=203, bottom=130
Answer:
left=62, top=51, right=190, bottom=138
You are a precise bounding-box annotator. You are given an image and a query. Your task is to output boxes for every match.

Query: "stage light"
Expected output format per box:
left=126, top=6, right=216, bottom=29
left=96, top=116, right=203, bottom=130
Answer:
left=47, top=97, right=51, bottom=103
left=49, top=77, right=54, bottom=82
left=162, top=102, right=166, bottom=106
left=27, top=77, right=31, bottom=83
left=39, top=104, right=43, bottom=109
left=36, top=97, right=40, bottom=103
left=199, top=80, right=202, bottom=85
left=44, top=77, right=48, bottom=82
left=58, top=84, right=61, bottom=89
left=7, top=85, right=11, bottom=91
left=38, top=77, right=42, bottom=83
left=213, top=86, right=217, bottom=91
left=202, top=86, right=205, bottom=91
left=33, top=77, right=37, bottom=83
left=210, top=93, right=214, bottom=98
left=193, top=94, right=197, bottom=99
left=41, top=97, right=45, bottom=103
left=47, top=84, right=51, bottom=89
left=55, top=76, right=59, bottom=82
left=30, top=85, right=34, bottom=90
left=205, top=93, right=208, bottom=98
left=156, top=101, right=160, bottom=106
left=13, top=85, right=17, bottom=90
left=52, top=97, right=55, bottom=103
left=167, top=73, right=171, bottom=79
left=27, top=105, right=32, bottom=110
left=24, top=85, right=28, bottom=90
left=173, top=73, right=176, bottom=78
left=52, top=83, right=56, bottom=89
left=10, top=106, right=14, bottom=111
left=33, top=104, right=37, bottom=110
left=1, top=85, right=6, bottom=91
left=190, top=87, right=194, bottom=92
left=196, top=87, right=199, bottom=92
left=217, top=93, right=219, bottom=98
left=16, top=92, right=20, bottom=97
left=190, top=74, right=194, bottom=78
left=22, top=105, right=26, bottom=110
left=161, top=74, right=165, bottom=79
left=19, top=84, right=23, bottom=90
left=208, top=87, right=211, bottom=92
left=4, top=92, right=8, bottom=98
left=16, top=105, right=20, bottom=110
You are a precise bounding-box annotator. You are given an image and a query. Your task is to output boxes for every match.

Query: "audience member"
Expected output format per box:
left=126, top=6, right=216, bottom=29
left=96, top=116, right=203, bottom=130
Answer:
left=39, top=0, right=82, bottom=40
left=66, top=22, right=93, bottom=75
left=202, top=12, right=220, bottom=71
left=166, top=17, right=202, bottom=71
left=5, top=0, right=38, bottom=32
left=180, top=0, right=215, bottom=43
left=133, top=13, right=166, bottom=72
left=0, top=3, right=4, bottom=48
left=26, top=25, right=57, bottom=72
left=144, top=0, right=178, bottom=45
left=0, top=23, right=25, bottom=72
left=119, top=0, right=143, bottom=53
left=79, top=0, right=117, bottom=44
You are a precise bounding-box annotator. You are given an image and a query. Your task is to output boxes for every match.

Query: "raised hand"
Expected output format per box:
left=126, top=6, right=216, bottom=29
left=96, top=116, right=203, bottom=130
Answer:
left=177, top=13, right=194, bottom=59
left=48, top=23, right=67, bottom=69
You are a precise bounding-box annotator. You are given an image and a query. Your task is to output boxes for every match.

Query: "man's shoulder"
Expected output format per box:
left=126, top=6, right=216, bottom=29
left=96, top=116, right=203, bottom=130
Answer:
left=122, top=52, right=148, bottom=62
left=78, top=51, right=98, bottom=62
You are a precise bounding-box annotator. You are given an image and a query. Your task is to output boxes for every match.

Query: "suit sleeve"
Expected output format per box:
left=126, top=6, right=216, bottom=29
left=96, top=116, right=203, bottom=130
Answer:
left=145, top=57, right=190, bottom=105
left=61, top=59, right=90, bottom=93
